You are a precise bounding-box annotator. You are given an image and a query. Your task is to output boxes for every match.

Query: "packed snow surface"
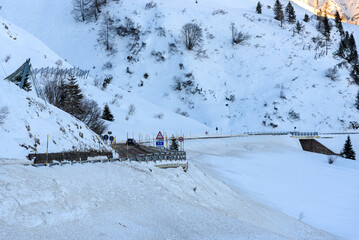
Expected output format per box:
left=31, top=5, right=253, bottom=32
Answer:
left=187, top=135, right=359, bottom=240
left=1, top=136, right=351, bottom=239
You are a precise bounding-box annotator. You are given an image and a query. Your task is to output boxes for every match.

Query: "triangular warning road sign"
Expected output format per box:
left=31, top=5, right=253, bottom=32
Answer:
left=156, top=131, right=164, bottom=140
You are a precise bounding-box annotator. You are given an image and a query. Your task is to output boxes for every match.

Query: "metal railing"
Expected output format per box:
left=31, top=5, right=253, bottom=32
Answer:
left=29, top=151, right=186, bottom=167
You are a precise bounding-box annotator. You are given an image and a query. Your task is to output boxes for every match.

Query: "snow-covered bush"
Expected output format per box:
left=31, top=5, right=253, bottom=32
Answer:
left=325, top=67, right=339, bottom=81
left=0, top=106, right=9, bottom=125
left=212, top=9, right=227, bottom=15
left=288, top=110, right=300, bottom=120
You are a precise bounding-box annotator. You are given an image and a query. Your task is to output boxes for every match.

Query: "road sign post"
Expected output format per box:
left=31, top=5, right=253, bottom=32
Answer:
left=156, top=131, right=165, bottom=149
left=178, top=136, right=184, bottom=151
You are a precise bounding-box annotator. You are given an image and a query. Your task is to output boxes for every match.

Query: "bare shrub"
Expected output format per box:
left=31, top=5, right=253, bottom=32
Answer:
left=102, top=61, right=113, bottom=70
left=93, top=78, right=102, bottom=88
left=102, top=75, right=113, bottom=89
left=325, top=67, right=339, bottom=81
left=151, top=50, right=165, bottom=61
left=288, top=109, right=300, bottom=120
left=79, top=98, right=107, bottom=135
left=145, top=1, right=157, bottom=9
left=43, top=77, right=67, bottom=108
left=154, top=113, right=164, bottom=119
left=126, top=104, right=136, bottom=120
left=175, top=108, right=189, bottom=117
left=0, top=106, right=9, bottom=125
left=226, top=95, right=236, bottom=102
left=231, top=23, right=250, bottom=45
left=212, top=9, right=228, bottom=15
left=155, top=27, right=166, bottom=37
left=117, top=17, right=141, bottom=40
left=328, top=155, right=336, bottom=164
left=182, top=23, right=203, bottom=51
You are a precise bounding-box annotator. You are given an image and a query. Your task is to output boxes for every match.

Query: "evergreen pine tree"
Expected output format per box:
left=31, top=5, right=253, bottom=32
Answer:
left=351, top=64, right=359, bottom=84
left=64, top=75, right=83, bottom=117
left=294, top=20, right=304, bottom=34
left=322, top=14, right=331, bottom=40
left=256, top=1, right=262, bottom=14
left=102, top=103, right=114, bottom=121
left=285, top=2, right=296, bottom=23
left=341, top=136, right=356, bottom=160
left=349, top=34, right=357, bottom=52
left=355, top=90, right=359, bottom=110
left=334, top=11, right=344, bottom=35
left=303, top=13, right=309, bottom=22
left=273, top=0, right=284, bottom=27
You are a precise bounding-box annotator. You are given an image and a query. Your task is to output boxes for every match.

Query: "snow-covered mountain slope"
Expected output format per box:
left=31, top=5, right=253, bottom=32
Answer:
left=293, top=0, right=359, bottom=22
left=2, top=0, right=359, bottom=135
left=0, top=157, right=341, bottom=240
left=0, top=14, right=209, bottom=159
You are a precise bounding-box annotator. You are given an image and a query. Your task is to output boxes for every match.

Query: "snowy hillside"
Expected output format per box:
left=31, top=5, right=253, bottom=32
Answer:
left=0, top=13, right=209, bottom=159
left=2, top=0, right=359, bottom=136
left=0, top=18, right=111, bottom=160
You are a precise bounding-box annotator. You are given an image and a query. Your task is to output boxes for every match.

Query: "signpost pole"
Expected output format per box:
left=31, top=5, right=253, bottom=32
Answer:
left=46, top=134, right=49, bottom=164
left=127, top=132, right=129, bottom=159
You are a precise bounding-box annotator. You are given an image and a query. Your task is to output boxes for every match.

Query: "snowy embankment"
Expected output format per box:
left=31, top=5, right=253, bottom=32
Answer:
left=0, top=148, right=340, bottom=240
left=187, top=135, right=359, bottom=239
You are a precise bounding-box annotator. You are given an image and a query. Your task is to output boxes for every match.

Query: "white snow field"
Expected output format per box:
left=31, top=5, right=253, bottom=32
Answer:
left=187, top=135, right=359, bottom=240
left=0, top=139, right=346, bottom=240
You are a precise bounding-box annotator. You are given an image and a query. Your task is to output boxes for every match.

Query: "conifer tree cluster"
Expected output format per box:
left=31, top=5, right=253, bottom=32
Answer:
left=336, top=31, right=359, bottom=84
left=341, top=136, right=356, bottom=160
left=44, top=75, right=107, bottom=134
left=273, top=1, right=297, bottom=26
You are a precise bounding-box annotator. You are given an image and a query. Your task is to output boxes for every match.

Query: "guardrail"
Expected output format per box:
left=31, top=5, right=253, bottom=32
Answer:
left=28, top=151, right=186, bottom=167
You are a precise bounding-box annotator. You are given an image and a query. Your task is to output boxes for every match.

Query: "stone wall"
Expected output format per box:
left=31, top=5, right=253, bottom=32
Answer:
left=299, top=139, right=337, bottom=155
